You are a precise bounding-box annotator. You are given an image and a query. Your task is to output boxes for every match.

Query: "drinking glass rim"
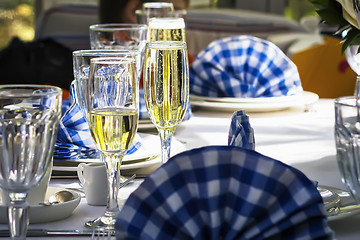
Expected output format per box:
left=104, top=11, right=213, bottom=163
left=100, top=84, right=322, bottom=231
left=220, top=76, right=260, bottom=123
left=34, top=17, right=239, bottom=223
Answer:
left=146, top=41, right=187, bottom=49
left=142, top=2, right=174, bottom=10
left=0, top=84, right=62, bottom=97
left=90, top=56, right=136, bottom=65
left=73, top=49, right=141, bottom=58
left=148, top=17, right=185, bottom=28
left=89, top=23, right=147, bottom=31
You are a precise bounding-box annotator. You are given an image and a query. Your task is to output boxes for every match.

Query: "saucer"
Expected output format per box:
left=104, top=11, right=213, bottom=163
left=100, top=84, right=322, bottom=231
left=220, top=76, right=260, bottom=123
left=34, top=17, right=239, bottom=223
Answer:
left=0, top=187, right=80, bottom=224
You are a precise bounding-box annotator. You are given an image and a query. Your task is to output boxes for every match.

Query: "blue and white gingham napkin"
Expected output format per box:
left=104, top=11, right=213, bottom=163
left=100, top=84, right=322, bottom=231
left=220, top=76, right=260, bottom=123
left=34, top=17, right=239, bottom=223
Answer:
left=55, top=79, right=191, bottom=161
left=54, top=82, right=141, bottom=161
left=189, top=35, right=303, bottom=98
left=115, top=146, right=333, bottom=239
left=228, top=110, right=255, bottom=150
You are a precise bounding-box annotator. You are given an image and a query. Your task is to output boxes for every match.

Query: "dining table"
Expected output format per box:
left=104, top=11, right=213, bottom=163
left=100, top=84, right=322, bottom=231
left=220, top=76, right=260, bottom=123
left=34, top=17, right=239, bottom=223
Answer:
left=0, top=96, right=359, bottom=239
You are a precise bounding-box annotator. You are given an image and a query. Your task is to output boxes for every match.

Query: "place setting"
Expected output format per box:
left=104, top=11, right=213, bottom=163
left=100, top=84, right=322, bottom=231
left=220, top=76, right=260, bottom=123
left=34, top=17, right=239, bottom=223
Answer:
left=188, top=35, right=319, bottom=113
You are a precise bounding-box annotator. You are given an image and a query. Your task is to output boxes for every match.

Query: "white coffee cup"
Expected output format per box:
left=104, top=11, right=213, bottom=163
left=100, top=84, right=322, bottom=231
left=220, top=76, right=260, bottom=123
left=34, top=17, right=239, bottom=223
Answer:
left=77, top=162, right=108, bottom=206
left=0, top=161, right=52, bottom=206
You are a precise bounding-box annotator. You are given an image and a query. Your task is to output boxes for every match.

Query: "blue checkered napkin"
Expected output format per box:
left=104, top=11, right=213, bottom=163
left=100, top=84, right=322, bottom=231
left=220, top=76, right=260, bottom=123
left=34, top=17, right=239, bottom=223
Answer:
left=228, top=110, right=255, bottom=150
left=54, top=83, right=141, bottom=161
left=115, top=146, right=333, bottom=240
left=189, top=35, right=303, bottom=98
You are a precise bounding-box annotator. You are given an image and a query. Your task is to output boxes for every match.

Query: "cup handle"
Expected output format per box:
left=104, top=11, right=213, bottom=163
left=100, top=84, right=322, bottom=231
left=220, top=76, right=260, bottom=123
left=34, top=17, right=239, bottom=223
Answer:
left=77, top=163, right=87, bottom=186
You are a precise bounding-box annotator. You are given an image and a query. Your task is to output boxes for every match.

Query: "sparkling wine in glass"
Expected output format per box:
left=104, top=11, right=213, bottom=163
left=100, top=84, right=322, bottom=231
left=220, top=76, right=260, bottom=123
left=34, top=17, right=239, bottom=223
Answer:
left=147, top=17, right=186, bottom=42
left=84, top=57, right=139, bottom=228
left=143, top=41, right=189, bottom=165
left=0, top=85, right=62, bottom=239
left=72, top=49, right=141, bottom=120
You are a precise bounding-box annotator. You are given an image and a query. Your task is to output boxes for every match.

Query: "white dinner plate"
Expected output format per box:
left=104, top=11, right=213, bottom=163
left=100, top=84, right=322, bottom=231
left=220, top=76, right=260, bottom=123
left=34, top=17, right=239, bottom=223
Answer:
left=54, top=133, right=161, bottom=168
left=0, top=187, right=80, bottom=224
left=190, top=91, right=319, bottom=112
left=53, top=135, right=186, bottom=177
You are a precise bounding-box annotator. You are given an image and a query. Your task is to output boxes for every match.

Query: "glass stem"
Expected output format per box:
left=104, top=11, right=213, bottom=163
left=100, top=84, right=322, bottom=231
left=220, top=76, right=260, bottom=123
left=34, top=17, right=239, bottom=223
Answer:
left=159, top=129, right=174, bottom=165
left=355, top=76, right=360, bottom=121
left=355, top=75, right=360, bottom=97
left=100, top=152, right=123, bottom=221
left=8, top=193, right=28, bottom=240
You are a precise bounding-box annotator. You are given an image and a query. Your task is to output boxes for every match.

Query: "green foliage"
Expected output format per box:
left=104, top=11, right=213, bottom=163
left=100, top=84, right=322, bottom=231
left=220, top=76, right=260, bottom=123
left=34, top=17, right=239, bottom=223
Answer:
left=308, top=0, right=360, bottom=53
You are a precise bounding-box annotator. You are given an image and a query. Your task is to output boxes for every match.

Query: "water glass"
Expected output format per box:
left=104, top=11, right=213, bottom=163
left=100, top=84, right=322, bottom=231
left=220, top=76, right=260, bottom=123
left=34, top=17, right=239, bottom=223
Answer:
left=89, top=24, right=147, bottom=52
left=0, top=85, right=62, bottom=239
left=335, top=96, right=360, bottom=202
left=136, top=2, right=174, bottom=24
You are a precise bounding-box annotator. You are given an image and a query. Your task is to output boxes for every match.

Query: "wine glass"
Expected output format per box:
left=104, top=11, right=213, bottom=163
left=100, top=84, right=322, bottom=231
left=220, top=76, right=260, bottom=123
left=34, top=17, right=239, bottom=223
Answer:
left=84, top=57, right=139, bottom=228
left=0, top=85, right=62, bottom=239
left=136, top=2, right=174, bottom=24
left=147, top=17, right=186, bottom=42
left=143, top=41, right=189, bottom=164
left=72, top=49, right=141, bottom=119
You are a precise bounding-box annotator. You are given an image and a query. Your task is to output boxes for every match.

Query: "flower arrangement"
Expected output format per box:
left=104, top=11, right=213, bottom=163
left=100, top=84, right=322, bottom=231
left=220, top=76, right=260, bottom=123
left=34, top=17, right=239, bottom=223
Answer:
left=309, top=0, right=360, bottom=52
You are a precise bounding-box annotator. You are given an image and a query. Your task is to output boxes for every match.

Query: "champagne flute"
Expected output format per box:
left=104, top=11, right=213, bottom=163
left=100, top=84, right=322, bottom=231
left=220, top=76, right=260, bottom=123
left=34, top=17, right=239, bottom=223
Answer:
left=147, top=17, right=186, bottom=42
left=0, top=85, right=62, bottom=239
left=143, top=41, right=189, bottom=165
left=84, top=57, right=139, bottom=228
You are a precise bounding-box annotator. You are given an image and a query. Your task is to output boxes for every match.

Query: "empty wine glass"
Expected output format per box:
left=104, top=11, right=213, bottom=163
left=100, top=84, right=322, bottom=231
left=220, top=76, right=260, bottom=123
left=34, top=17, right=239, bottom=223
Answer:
left=0, top=85, right=62, bottom=239
left=143, top=41, right=189, bottom=164
left=83, top=57, right=139, bottom=228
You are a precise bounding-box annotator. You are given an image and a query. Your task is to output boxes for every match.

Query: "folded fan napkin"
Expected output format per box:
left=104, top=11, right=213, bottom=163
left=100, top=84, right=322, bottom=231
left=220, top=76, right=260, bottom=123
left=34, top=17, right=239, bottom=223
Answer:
left=115, top=146, right=333, bottom=240
left=189, top=35, right=303, bottom=98
left=228, top=110, right=255, bottom=150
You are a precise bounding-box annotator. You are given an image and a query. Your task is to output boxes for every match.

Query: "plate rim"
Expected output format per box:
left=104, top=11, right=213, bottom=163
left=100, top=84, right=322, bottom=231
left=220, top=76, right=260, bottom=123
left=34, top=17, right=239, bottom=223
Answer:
left=190, top=91, right=319, bottom=112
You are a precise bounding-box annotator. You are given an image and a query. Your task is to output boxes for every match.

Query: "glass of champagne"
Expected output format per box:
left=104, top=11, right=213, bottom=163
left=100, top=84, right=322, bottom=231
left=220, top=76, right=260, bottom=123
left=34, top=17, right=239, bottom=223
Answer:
left=72, top=49, right=141, bottom=119
left=0, top=85, right=62, bottom=239
left=147, top=17, right=186, bottom=42
left=143, top=41, right=189, bottom=165
left=84, top=57, right=139, bottom=228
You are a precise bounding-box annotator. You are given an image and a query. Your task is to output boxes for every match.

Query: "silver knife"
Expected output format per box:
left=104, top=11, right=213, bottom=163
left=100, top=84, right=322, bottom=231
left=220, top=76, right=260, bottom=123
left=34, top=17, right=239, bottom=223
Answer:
left=0, top=229, right=114, bottom=237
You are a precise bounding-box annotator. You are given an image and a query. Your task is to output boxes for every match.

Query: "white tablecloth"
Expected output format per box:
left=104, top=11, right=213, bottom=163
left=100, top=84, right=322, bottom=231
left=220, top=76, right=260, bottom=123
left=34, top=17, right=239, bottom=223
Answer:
left=0, top=98, right=358, bottom=239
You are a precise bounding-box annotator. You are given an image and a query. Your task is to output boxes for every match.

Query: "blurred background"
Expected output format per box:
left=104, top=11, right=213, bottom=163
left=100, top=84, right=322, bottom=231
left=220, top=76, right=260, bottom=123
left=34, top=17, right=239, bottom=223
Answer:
left=2, top=0, right=355, bottom=99
left=0, top=0, right=316, bottom=50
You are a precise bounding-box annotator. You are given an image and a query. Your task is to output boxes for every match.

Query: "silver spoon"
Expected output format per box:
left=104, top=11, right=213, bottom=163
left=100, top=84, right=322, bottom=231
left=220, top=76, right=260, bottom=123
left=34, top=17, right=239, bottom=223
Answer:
left=39, top=190, right=74, bottom=206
